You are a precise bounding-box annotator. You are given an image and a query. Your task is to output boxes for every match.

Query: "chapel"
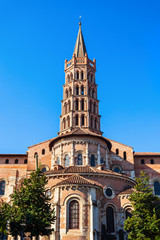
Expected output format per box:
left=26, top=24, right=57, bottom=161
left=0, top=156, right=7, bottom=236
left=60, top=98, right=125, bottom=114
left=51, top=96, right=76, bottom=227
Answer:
left=0, top=23, right=160, bottom=240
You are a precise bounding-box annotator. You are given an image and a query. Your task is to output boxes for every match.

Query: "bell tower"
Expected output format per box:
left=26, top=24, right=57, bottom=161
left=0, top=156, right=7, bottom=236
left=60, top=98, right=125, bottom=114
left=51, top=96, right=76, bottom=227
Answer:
left=59, top=23, right=102, bottom=136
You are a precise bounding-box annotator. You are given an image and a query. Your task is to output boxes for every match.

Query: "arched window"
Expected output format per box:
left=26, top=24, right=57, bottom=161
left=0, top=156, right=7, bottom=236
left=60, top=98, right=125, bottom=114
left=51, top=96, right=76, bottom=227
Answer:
left=64, top=103, right=67, bottom=114
left=5, top=159, right=9, bottom=164
left=91, top=117, right=93, bottom=128
left=90, top=89, right=92, bottom=97
left=24, top=159, right=27, bottom=164
left=67, top=116, right=70, bottom=128
left=112, top=165, right=122, bottom=173
left=100, top=157, right=104, bottom=164
left=91, top=155, right=95, bottom=167
left=75, top=115, right=79, bottom=126
left=106, top=206, right=114, bottom=233
left=81, top=86, right=84, bottom=95
left=81, top=99, right=84, bottom=110
left=141, top=159, right=145, bottom=164
left=91, top=74, right=93, bottom=82
left=75, top=99, right=79, bottom=110
left=90, top=101, right=92, bottom=112
left=63, top=118, right=66, bottom=129
left=81, top=71, right=84, bottom=80
left=65, top=155, right=69, bottom=167
left=67, top=75, right=70, bottom=83
left=95, top=119, right=97, bottom=129
left=77, top=154, right=83, bottom=165
left=123, top=151, right=127, bottom=160
left=56, top=157, right=60, bottom=165
left=125, top=208, right=132, bottom=219
left=92, top=118, right=95, bottom=128
left=69, top=200, right=79, bottom=229
left=69, top=88, right=72, bottom=96
left=76, top=86, right=79, bottom=95
left=154, top=181, right=160, bottom=195
left=116, top=149, right=119, bottom=155
left=151, top=159, right=154, bottom=164
left=87, top=73, right=90, bottom=80
left=42, top=167, right=47, bottom=173
left=77, top=71, right=79, bottom=80
left=81, top=115, right=85, bottom=126
left=70, top=73, right=73, bottom=80
left=0, top=181, right=5, bottom=195
left=92, top=89, right=94, bottom=98
left=66, top=90, right=68, bottom=99
left=68, top=101, right=71, bottom=112
left=93, top=102, right=96, bottom=114
left=42, top=149, right=45, bottom=155
left=15, top=159, right=18, bottom=164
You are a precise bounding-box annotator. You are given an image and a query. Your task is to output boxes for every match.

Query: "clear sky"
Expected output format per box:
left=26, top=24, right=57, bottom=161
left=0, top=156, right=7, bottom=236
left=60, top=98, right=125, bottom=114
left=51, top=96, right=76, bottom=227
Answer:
left=0, top=0, right=160, bottom=153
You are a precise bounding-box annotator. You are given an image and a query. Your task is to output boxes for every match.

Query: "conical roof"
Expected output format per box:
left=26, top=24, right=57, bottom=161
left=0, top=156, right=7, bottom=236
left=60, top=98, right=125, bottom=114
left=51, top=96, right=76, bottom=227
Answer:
left=73, top=23, right=87, bottom=57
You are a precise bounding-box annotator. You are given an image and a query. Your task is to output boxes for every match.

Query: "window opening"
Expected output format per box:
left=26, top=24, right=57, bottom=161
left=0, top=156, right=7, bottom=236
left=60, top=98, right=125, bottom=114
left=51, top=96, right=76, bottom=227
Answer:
left=15, top=159, right=18, bottom=164
left=5, top=159, right=9, bottom=164
left=91, top=155, right=95, bottom=167
left=106, top=206, right=114, bottom=233
left=76, top=99, right=79, bottom=110
left=76, top=115, right=79, bottom=126
left=42, top=167, right=47, bottom=173
left=76, top=86, right=79, bottom=95
left=77, top=71, right=79, bottom=80
left=24, top=159, right=27, bottom=164
left=123, top=151, right=127, bottom=160
left=69, top=200, right=79, bottom=229
left=81, top=115, right=85, bottom=126
left=154, top=181, right=160, bottom=195
left=0, top=181, right=5, bottom=195
left=141, top=159, right=145, bottom=164
left=81, top=99, right=84, bottom=110
left=81, top=71, right=84, bottom=80
left=77, top=154, right=83, bottom=165
left=65, top=155, right=69, bottom=167
left=81, top=86, right=84, bottom=95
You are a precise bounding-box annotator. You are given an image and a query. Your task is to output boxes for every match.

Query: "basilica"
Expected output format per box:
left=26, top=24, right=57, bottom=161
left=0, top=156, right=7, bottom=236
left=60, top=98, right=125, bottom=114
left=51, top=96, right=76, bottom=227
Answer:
left=0, top=23, right=160, bottom=240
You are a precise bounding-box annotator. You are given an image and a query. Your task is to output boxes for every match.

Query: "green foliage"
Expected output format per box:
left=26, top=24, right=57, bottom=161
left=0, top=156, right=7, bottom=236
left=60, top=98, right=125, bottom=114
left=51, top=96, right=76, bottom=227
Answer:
left=124, top=171, right=160, bottom=240
left=0, top=168, right=56, bottom=237
left=0, top=202, right=10, bottom=235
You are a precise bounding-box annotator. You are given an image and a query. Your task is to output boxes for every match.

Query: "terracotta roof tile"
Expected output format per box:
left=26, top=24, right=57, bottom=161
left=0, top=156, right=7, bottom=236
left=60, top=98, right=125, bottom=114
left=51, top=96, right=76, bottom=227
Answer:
left=46, top=165, right=122, bottom=176
left=134, top=152, right=160, bottom=156
left=118, top=188, right=134, bottom=195
left=53, top=174, right=102, bottom=188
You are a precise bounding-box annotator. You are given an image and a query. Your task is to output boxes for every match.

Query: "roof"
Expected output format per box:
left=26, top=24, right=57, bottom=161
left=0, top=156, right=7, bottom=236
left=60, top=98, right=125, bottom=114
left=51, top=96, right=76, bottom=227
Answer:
left=46, top=165, right=124, bottom=177
left=73, top=23, right=87, bottom=57
left=49, top=128, right=112, bottom=150
left=52, top=174, right=102, bottom=188
left=134, top=152, right=160, bottom=157
left=0, top=154, right=27, bottom=156
left=118, top=188, right=134, bottom=195
left=105, top=137, right=133, bottom=149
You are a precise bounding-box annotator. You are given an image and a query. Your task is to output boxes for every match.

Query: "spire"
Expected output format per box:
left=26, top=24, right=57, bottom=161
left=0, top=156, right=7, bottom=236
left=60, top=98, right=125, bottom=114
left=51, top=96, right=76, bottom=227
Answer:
left=73, top=22, right=87, bottom=57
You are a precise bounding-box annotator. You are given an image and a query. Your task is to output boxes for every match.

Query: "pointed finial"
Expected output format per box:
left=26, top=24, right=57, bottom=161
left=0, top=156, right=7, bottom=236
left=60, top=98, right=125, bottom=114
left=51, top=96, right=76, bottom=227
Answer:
left=79, top=16, right=81, bottom=27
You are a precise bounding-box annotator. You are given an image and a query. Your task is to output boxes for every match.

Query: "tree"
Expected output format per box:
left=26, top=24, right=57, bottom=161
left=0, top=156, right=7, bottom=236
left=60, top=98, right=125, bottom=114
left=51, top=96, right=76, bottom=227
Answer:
left=0, top=168, right=56, bottom=239
left=124, top=171, right=160, bottom=240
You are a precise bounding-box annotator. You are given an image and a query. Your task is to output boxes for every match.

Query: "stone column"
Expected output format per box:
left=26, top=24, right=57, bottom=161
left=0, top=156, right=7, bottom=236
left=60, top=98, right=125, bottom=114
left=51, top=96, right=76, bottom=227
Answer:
left=106, top=148, right=109, bottom=169
left=97, top=144, right=100, bottom=165
left=71, top=142, right=75, bottom=165
left=86, top=142, right=89, bottom=165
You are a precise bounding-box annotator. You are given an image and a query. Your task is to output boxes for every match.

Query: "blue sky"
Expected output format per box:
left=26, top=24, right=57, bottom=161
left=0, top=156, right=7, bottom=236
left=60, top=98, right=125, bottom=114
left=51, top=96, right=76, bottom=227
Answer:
left=0, top=0, right=160, bottom=153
